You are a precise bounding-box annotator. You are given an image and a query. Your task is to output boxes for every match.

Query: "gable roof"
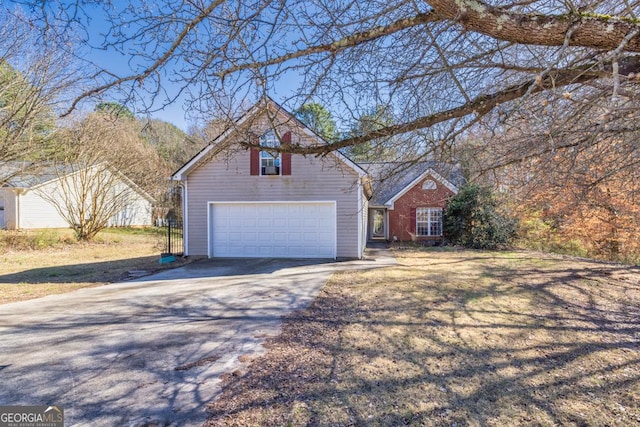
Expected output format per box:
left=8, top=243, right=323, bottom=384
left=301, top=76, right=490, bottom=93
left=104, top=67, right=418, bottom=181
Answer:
left=0, top=162, right=76, bottom=188
left=171, top=96, right=367, bottom=180
left=360, top=161, right=464, bottom=207
left=0, top=162, right=155, bottom=203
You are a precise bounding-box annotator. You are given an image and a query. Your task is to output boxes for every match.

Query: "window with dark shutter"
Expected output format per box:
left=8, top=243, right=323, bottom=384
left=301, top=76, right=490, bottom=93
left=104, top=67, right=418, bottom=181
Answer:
left=282, top=131, right=292, bottom=176
left=252, top=130, right=292, bottom=176
left=250, top=147, right=260, bottom=176
left=249, top=134, right=260, bottom=175
left=259, top=131, right=281, bottom=175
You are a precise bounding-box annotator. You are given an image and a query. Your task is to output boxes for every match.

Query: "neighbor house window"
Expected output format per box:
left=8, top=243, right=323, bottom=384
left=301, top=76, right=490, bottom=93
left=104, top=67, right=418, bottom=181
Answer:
left=260, top=131, right=280, bottom=175
left=416, top=207, right=442, bottom=236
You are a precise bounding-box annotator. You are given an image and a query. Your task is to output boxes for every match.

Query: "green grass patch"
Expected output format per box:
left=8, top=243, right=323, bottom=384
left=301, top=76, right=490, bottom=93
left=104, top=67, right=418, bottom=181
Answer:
left=98, top=226, right=165, bottom=237
left=0, top=229, right=74, bottom=251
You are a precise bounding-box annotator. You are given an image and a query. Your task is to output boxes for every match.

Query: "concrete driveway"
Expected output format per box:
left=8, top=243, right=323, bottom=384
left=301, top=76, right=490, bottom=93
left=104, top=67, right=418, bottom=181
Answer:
left=0, top=250, right=395, bottom=426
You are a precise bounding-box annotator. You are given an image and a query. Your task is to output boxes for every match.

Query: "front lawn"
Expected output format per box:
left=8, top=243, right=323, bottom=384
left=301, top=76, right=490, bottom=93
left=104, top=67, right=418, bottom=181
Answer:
left=206, top=249, right=640, bottom=426
left=0, top=227, right=187, bottom=304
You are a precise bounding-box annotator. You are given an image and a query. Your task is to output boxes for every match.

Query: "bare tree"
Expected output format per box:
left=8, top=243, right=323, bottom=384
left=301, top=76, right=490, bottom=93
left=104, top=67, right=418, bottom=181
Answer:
left=141, top=119, right=205, bottom=169
left=0, top=8, right=77, bottom=184
left=36, top=113, right=163, bottom=240
left=10, top=0, right=640, bottom=155
left=36, top=163, right=147, bottom=241
left=10, top=0, right=640, bottom=259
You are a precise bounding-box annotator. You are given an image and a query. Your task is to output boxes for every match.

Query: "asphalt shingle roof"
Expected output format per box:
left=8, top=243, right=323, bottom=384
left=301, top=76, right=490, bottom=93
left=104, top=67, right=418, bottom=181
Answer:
left=0, top=162, right=77, bottom=188
left=359, top=161, right=465, bottom=205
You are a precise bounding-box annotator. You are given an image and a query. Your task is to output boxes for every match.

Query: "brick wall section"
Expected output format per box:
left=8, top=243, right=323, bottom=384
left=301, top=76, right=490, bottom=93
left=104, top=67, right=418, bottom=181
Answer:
left=387, top=175, right=455, bottom=242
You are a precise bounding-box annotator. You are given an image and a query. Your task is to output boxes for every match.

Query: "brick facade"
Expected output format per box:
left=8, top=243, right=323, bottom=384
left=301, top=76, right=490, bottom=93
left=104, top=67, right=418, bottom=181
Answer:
left=387, top=174, right=455, bottom=242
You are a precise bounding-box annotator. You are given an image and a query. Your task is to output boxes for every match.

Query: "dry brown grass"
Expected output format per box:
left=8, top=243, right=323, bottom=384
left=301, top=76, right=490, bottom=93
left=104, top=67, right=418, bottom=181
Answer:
left=206, top=249, right=640, bottom=427
left=0, top=228, right=188, bottom=304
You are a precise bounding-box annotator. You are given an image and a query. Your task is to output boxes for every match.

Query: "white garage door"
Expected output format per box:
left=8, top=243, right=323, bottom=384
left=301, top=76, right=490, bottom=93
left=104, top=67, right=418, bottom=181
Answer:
left=209, top=202, right=336, bottom=258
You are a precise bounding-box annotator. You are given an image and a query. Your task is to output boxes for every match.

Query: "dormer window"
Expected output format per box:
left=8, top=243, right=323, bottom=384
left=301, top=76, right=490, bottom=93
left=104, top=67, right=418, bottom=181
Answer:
left=260, top=131, right=281, bottom=175
left=250, top=130, right=291, bottom=176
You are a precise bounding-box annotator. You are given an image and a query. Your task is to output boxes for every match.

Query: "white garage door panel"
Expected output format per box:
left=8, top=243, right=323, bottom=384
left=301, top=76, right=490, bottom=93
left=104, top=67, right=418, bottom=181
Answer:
left=210, top=202, right=336, bottom=258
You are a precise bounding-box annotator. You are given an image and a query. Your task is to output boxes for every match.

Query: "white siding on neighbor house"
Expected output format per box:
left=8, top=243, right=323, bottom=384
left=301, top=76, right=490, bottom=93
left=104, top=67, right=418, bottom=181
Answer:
left=106, top=180, right=153, bottom=227
left=19, top=181, right=70, bottom=228
left=107, top=196, right=152, bottom=226
left=186, top=148, right=362, bottom=258
left=0, top=169, right=153, bottom=230
left=0, top=189, right=17, bottom=229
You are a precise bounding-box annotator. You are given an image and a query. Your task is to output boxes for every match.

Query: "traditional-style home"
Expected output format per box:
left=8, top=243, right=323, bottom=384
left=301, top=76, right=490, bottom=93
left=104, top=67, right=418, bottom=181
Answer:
left=171, top=98, right=461, bottom=259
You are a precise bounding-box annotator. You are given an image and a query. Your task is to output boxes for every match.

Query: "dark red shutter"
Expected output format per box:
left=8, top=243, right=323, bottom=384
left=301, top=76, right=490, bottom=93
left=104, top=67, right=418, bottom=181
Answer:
left=250, top=135, right=260, bottom=176
left=282, top=131, right=292, bottom=176
left=409, top=207, right=417, bottom=234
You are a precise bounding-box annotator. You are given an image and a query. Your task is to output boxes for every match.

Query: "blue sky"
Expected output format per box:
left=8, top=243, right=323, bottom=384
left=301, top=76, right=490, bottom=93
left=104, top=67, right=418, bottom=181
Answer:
left=71, top=4, right=303, bottom=133
left=8, top=1, right=346, bottom=133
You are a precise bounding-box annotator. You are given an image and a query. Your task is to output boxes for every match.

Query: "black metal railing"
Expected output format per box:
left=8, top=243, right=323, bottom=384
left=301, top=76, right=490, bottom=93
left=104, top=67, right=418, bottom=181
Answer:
left=159, top=184, right=184, bottom=257
left=164, top=218, right=184, bottom=256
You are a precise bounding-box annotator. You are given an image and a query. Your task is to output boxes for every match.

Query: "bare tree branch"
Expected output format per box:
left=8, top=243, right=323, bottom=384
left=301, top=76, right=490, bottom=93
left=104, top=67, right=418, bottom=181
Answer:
left=62, top=0, right=226, bottom=116
left=243, top=57, right=640, bottom=155
left=428, top=0, right=640, bottom=51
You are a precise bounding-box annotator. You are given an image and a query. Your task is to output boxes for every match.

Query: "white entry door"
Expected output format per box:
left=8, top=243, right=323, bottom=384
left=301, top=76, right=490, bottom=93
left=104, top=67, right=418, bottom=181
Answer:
left=209, top=202, right=336, bottom=258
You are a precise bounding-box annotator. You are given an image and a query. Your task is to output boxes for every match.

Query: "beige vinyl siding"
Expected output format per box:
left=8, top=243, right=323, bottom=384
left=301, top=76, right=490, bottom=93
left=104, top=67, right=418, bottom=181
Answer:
left=186, top=148, right=362, bottom=258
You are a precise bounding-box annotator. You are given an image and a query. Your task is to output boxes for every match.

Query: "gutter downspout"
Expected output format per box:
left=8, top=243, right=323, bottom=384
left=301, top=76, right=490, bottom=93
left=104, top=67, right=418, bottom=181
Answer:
left=357, top=179, right=363, bottom=259
left=180, top=181, right=188, bottom=256
left=15, top=188, right=24, bottom=230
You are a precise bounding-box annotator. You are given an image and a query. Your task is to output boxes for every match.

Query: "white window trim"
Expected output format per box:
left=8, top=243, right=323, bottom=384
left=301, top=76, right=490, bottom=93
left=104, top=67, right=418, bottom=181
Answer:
left=416, top=207, right=443, bottom=237
left=259, top=131, right=282, bottom=176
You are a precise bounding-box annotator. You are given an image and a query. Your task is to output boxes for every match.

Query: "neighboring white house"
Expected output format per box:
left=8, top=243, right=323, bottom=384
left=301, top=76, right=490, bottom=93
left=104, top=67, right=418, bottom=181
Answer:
left=0, top=163, right=154, bottom=230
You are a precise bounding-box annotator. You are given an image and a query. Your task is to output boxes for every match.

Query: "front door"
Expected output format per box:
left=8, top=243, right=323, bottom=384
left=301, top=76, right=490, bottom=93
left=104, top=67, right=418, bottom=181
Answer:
left=371, top=208, right=386, bottom=239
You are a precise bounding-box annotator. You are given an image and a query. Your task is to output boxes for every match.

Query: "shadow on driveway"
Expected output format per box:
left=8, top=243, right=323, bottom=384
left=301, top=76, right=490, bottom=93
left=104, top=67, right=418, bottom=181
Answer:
left=0, top=254, right=376, bottom=285
left=0, top=256, right=180, bottom=284
left=0, top=250, right=396, bottom=426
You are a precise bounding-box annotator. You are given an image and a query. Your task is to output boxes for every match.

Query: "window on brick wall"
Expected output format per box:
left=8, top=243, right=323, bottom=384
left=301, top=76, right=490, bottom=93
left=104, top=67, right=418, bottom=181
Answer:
left=416, top=207, right=443, bottom=236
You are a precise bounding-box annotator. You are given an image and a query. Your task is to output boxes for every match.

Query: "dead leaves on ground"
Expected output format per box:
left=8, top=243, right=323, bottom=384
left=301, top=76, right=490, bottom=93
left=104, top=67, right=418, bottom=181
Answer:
left=206, top=250, right=640, bottom=426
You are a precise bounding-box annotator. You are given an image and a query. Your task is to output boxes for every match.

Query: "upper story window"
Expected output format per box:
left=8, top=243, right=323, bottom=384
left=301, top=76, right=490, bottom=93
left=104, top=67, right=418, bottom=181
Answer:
left=260, top=131, right=280, bottom=175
